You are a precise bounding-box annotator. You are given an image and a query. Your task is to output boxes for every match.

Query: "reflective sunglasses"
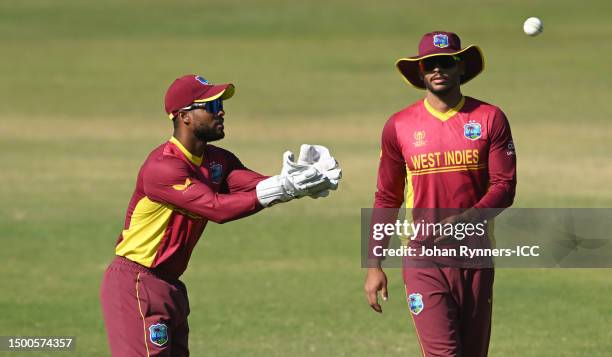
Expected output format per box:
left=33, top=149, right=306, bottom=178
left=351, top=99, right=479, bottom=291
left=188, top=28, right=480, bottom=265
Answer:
left=181, top=98, right=224, bottom=114
left=419, top=55, right=461, bottom=72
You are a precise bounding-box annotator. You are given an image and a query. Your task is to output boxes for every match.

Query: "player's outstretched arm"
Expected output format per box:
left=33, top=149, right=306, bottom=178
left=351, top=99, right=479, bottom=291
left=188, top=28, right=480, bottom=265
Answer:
left=225, top=144, right=341, bottom=197
left=143, top=157, right=263, bottom=224
left=255, top=148, right=341, bottom=207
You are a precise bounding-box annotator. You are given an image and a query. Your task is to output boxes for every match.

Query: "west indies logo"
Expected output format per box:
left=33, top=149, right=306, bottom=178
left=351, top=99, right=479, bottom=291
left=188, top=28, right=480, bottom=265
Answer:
left=209, top=162, right=223, bottom=184
left=195, top=75, right=209, bottom=85
left=463, top=121, right=482, bottom=140
left=433, top=34, right=449, bottom=48
left=149, top=323, right=168, bottom=347
left=408, top=293, right=424, bottom=315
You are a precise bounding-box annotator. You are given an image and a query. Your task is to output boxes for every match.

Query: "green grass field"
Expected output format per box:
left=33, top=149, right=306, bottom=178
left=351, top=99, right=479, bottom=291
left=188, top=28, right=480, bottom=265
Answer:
left=1, top=0, right=612, bottom=355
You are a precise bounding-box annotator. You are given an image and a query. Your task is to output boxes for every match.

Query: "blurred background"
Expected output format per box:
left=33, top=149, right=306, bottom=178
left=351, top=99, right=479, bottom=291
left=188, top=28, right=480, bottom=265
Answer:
left=1, top=0, right=611, bottom=355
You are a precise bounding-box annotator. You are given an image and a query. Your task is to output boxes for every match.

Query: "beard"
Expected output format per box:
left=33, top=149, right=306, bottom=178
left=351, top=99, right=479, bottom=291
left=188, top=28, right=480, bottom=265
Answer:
left=424, top=79, right=459, bottom=95
left=194, top=126, right=225, bottom=142
left=423, top=72, right=463, bottom=95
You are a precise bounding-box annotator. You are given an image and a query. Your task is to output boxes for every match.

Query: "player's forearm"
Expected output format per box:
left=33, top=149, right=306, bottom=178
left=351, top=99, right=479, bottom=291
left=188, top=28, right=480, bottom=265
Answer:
left=367, top=206, right=400, bottom=265
left=149, top=187, right=263, bottom=224
left=374, top=170, right=406, bottom=208
left=473, top=181, right=515, bottom=210
left=366, top=259, right=384, bottom=269
left=367, top=239, right=392, bottom=266
left=227, top=169, right=269, bottom=193
left=374, top=192, right=404, bottom=208
left=196, top=191, right=264, bottom=223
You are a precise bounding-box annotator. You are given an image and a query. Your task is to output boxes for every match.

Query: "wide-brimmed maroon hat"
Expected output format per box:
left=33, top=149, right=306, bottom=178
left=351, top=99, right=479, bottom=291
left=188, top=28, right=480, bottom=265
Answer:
left=165, top=74, right=235, bottom=119
left=395, top=31, right=484, bottom=89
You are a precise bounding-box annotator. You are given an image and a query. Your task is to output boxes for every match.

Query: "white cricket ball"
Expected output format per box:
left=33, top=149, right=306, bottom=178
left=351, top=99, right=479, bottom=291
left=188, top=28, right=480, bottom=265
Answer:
left=523, top=17, right=543, bottom=36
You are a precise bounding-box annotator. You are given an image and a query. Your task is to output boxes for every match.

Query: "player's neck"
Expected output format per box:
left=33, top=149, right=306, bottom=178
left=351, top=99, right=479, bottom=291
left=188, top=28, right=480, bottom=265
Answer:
left=172, top=130, right=207, bottom=157
left=425, top=90, right=463, bottom=113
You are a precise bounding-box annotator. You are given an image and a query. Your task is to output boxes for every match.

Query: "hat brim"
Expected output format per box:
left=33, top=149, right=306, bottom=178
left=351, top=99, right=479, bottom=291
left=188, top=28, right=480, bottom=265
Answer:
left=193, top=83, right=235, bottom=103
left=395, top=45, right=484, bottom=90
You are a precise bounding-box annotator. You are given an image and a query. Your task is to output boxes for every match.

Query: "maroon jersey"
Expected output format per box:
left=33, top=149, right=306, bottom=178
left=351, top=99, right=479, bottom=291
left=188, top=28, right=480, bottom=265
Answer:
left=371, top=96, right=516, bottom=266
left=375, top=96, right=516, bottom=210
left=115, top=137, right=266, bottom=278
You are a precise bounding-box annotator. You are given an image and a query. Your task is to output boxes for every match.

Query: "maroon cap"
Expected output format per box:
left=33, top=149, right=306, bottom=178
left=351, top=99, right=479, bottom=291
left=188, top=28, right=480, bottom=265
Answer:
left=164, top=74, right=235, bottom=119
left=395, top=31, right=484, bottom=89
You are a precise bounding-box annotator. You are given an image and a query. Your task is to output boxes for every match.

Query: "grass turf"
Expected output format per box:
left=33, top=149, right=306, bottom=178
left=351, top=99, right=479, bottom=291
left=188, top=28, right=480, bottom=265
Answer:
left=1, top=0, right=611, bottom=355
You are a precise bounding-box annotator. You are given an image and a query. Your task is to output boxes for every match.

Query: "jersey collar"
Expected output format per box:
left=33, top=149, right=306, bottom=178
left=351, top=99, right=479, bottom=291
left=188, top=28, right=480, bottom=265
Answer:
left=169, top=137, right=203, bottom=166
left=423, top=96, right=465, bottom=121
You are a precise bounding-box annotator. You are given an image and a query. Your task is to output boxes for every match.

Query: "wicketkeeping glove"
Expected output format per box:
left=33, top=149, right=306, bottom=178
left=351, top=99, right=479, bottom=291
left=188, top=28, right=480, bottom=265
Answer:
left=296, top=144, right=342, bottom=198
left=255, top=151, right=329, bottom=207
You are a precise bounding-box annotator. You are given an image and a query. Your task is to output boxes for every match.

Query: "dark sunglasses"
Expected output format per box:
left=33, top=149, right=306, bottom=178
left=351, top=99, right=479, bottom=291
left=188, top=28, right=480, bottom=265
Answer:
left=182, top=98, right=224, bottom=114
left=419, top=55, right=461, bottom=72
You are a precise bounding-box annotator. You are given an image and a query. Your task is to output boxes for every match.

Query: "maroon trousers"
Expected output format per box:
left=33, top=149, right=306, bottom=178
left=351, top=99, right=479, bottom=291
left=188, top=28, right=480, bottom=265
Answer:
left=100, top=256, right=190, bottom=356
left=403, top=265, right=494, bottom=357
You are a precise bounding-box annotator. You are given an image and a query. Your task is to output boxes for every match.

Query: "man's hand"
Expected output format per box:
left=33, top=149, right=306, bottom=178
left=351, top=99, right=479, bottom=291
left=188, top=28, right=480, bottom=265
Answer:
left=256, top=151, right=330, bottom=207
left=433, top=208, right=482, bottom=244
left=296, top=144, right=342, bottom=198
left=432, top=214, right=463, bottom=245
left=364, top=266, right=388, bottom=313
left=281, top=151, right=331, bottom=197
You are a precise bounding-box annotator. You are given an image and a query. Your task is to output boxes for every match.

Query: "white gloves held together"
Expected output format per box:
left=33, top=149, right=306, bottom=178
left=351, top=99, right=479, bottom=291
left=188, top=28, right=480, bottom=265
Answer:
left=256, top=144, right=342, bottom=207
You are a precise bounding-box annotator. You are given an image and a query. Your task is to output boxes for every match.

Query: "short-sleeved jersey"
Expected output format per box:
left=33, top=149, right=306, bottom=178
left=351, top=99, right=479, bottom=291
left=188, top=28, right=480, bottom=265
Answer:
left=375, top=96, right=516, bottom=210
left=115, top=137, right=266, bottom=278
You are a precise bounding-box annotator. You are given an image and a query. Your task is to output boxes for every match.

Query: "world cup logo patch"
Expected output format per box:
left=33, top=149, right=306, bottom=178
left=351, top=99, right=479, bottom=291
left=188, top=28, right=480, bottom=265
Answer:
left=433, top=34, right=449, bottom=48
left=413, top=130, right=427, bottom=147
left=464, top=121, right=482, bottom=140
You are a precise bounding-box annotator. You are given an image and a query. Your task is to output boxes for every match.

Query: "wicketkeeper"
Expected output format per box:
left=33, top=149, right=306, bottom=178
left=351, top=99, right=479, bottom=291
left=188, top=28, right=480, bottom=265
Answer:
left=100, top=74, right=342, bottom=356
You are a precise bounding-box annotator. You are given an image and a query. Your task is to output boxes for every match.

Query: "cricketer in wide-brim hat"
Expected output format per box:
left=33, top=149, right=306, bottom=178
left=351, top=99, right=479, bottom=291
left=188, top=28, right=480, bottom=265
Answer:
left=396, top=31, right=485, bottom=89
left=165, top=74, right=235, bottom=119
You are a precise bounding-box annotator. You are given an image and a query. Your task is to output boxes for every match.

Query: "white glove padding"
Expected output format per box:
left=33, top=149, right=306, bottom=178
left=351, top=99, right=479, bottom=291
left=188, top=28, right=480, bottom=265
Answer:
left=297, top=144, right=342, bottom=185
left=297, top=144, right=342, bottom=197
left=256, top=152, right=329, bottom=207
left=282, top=150, right=334, bottom=197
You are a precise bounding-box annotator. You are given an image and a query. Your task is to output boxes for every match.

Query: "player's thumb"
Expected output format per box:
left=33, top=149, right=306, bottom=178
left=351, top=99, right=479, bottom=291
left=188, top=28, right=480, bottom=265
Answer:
left=381, top=285, right=388, bottom=301
left=282, top=150, right=295, bottom=165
